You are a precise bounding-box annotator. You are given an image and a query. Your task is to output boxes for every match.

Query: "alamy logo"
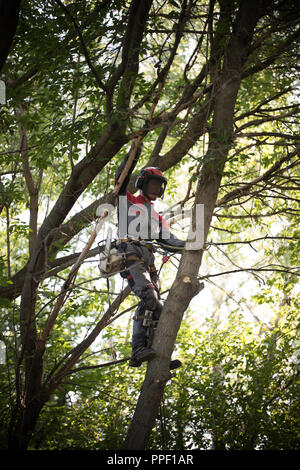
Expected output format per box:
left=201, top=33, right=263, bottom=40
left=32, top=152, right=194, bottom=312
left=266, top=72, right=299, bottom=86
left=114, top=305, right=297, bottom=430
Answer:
left=0, top=81, right=6, bottom=105
left=0, top=341, right=5, bottom=365
left=96, top=196, right=204, bottom=250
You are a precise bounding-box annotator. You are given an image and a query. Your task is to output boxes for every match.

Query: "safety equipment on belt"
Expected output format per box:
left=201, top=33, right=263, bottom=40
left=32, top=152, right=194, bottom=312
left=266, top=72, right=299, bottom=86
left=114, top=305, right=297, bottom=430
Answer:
left=141, top=309, right=155, bottom=328
left=98, top=226, right=185, bottom=278
left=135, top=167, right=167, bottom=198
left=99, top=246, right=142, bottom=278
left=98, top=228, right=142, bottom=277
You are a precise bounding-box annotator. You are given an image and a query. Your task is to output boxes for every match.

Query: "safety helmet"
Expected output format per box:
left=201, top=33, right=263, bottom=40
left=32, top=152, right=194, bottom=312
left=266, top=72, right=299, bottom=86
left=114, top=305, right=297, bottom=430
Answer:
left=135, top=167, right=167, bottom=198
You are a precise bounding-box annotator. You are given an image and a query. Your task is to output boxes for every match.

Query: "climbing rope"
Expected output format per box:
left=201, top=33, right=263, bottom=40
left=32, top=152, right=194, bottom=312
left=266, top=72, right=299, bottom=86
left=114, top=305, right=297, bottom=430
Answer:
left=158, top=394, right=167, bottom=449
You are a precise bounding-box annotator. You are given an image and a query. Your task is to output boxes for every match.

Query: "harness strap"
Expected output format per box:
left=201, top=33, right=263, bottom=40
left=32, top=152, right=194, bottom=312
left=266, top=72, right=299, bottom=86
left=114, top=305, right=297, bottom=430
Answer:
left=126, top=253, right=142, bottom=262
left=125, top=254, right=156, bottom=273
left=133, top=315, right=158, bottom=323
left=120, top=238, right=154, bottom=252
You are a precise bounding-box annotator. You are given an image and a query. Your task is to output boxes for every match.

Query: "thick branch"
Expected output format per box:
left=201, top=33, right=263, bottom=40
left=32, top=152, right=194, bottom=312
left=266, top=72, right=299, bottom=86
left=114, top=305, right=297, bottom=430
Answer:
left=16, top=105, right=41, bottom=255
left=106, top=0, right=153, bottom=116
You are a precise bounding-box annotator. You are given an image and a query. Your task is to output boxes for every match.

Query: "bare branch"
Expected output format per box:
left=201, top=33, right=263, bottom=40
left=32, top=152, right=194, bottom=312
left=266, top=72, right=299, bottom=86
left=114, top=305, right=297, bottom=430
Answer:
left=68, top=356, right=130, bottom=374
left=198, top=265, right=300, bottom=281
left=243, top=28, right=300, bottom=78
left=216, top=149, right=300, bottom=207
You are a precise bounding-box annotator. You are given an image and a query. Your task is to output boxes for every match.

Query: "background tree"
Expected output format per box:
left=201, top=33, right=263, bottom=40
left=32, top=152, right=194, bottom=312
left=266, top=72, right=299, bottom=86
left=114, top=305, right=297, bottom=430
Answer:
left=0, top=0, right=22, bottom=73
left=0, top=0, right=299, bottom=450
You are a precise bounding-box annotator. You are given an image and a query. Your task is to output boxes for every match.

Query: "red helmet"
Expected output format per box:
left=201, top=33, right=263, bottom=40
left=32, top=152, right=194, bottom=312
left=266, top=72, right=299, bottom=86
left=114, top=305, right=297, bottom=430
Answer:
left=135, top=167, right=167, bottom=197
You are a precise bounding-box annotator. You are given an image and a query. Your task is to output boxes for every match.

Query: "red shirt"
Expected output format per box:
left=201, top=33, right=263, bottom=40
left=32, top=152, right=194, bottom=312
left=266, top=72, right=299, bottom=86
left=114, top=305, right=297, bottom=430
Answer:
left=118, top=191, right=170, bottom=240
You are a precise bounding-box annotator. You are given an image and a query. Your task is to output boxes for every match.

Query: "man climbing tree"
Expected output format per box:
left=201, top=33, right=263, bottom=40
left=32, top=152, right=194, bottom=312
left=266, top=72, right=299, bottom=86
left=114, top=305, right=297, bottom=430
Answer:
left=114, top=141, right=185, bottom=367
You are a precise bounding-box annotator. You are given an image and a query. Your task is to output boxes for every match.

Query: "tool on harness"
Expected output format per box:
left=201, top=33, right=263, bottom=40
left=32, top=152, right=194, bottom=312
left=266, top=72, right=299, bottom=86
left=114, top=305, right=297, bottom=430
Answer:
left=142, top=309, right=153, bottom=328
left=162, top=252, right=170, bottom=263
left=98, top=228, right=142, bottom=278
left=98, top=227, right=123, bottom=277
left=144, top=310, right=159, bottom=350
left=132, top=310, right=157, bottom=330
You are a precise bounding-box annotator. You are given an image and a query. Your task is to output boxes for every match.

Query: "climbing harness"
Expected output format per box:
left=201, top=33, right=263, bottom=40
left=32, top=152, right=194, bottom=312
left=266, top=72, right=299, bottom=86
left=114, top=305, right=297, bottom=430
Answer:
left=98, top=227, right=177, bottom=279
left=98, top=229, right=175, bottom=348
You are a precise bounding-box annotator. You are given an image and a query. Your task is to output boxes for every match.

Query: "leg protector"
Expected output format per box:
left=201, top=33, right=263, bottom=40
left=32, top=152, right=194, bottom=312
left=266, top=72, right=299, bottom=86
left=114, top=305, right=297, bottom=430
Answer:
left=140, top=283, right=160, bottom=311
left=131, top=303, right=148, bottom=351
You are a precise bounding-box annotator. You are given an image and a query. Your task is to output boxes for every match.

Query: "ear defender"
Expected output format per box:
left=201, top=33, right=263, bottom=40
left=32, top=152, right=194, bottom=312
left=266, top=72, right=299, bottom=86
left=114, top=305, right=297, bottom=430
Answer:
left=135, top=167, right=167, bottom=197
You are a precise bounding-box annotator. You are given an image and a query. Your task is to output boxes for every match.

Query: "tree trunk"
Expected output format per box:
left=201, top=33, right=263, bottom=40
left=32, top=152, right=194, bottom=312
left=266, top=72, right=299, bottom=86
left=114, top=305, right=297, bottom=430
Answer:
left=8, top=389, right=49, bottom=450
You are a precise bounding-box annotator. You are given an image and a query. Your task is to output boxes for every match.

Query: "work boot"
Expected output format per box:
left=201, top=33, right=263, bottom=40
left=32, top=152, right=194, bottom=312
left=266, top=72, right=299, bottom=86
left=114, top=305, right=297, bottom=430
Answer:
left=129, top=356, right=142, bottom=367
left=129, top=352, right=182, bottom=370
left=129, top=347, right=156, bottom=367
left=170, top=359, right=182, bottom=370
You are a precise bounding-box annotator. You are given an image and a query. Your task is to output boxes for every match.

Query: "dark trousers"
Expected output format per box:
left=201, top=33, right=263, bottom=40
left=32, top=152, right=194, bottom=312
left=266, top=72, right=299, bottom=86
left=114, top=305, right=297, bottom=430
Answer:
left=119, top=241, right=163, bottom=351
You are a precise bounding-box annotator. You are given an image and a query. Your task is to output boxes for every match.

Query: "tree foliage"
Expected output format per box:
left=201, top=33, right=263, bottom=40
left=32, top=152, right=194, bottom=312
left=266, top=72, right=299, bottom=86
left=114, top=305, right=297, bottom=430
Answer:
left=0, top=0, right=299, bottom=450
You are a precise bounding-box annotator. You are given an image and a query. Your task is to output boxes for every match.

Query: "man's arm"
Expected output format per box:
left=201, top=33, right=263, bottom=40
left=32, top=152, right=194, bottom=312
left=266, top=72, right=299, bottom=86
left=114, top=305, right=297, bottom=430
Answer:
left=158, top=215, right=185, bottom=253
left=157, top=234, right=185, bottom=253
left=115, top=142, right=142, bottom=195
